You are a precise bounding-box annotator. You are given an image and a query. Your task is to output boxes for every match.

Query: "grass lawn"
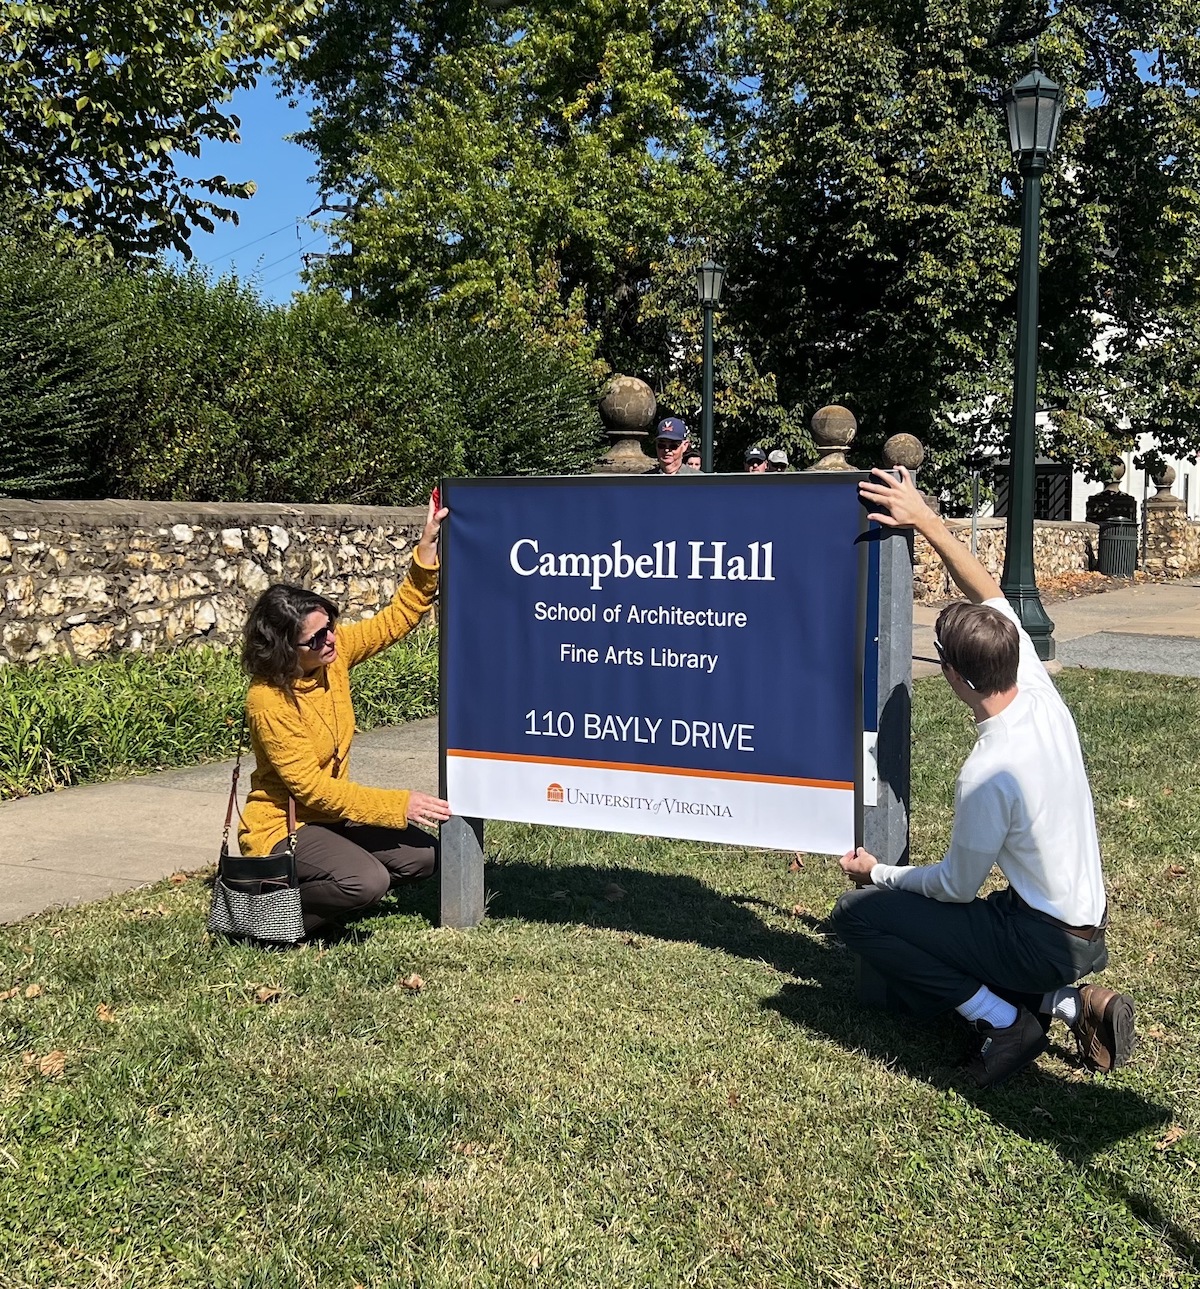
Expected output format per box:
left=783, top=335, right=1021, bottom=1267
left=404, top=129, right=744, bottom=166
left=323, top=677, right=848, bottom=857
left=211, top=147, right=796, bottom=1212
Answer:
left=1, top=670, right=1198, bottom=1287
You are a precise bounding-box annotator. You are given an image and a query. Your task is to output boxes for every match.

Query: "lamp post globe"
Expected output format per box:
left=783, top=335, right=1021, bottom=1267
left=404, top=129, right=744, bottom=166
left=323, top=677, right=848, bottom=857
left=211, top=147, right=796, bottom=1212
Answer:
left=999, top=56, right=1062, bottom=661
left=694, top=259, right=726, bottom=473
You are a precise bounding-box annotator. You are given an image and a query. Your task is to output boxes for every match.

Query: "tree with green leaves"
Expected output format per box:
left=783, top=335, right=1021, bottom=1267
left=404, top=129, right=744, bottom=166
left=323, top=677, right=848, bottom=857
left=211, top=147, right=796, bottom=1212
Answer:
left=0, top=0, right=321, bottom=259
left=283, top=0, right=808, bottom=459
left=736, top=0, right=1200, bottom=492
left=286, top=0, right=1200, bottom=485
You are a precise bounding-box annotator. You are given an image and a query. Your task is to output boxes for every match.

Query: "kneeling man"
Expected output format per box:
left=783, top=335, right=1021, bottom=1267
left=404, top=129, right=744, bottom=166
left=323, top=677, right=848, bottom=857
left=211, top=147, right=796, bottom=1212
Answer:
left=833, top=467, right=1134, bottom=1087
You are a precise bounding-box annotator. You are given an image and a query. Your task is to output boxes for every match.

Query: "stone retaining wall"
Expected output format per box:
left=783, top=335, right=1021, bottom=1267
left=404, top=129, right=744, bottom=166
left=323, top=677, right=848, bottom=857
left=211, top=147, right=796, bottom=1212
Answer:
left=914, top=518, right=1097, bottom=604
left=0, top=500, right=427, bottom=664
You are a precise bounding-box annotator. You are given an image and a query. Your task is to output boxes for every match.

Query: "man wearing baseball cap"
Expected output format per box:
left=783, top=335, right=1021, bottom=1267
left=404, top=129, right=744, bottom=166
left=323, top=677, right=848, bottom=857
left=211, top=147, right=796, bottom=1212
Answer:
left=768, top=449, right=790, bottom=472
left=645, top=417, right=699, bottom=475
left=744, top=446, right=768, bottom=473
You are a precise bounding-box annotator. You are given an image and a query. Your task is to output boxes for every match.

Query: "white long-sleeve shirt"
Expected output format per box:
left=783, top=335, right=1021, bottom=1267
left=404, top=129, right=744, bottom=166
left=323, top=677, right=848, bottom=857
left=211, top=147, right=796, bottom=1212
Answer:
left=871, top=598, right=1107, bottom=927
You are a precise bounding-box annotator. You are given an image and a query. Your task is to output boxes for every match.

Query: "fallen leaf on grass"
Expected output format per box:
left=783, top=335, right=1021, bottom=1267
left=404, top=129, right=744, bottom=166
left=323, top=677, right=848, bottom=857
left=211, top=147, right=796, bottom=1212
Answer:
left=168, top=872, right=189, bottom=885
left=1156, top=1126, right=1185, bottom=1151
left=1166, top=865, right=1187, bottom=880
left=789, top=854, right=805, bottom=872
left=0, top=989, right=18, bottom=1003
left=24, top=1051, right=67, bottom=1079
left=1144, top=952, right=1157, bottom=966
left=450, top=1140, right=488, bottom=1157
left=603, top=882, right=626, bottom=902
left=400, top=973, right=425, bottom=992
left=727, top=1090, right=741, bottom=1107
left=1118, top=796, right=1141, bottom=811
left=252, top=987, right=283, bottom=1005
left=790, top=904, right=810, bottom=918
left=23, top=984, right=42, bottom=999
left=96, top=1004, right=117, bottom=1024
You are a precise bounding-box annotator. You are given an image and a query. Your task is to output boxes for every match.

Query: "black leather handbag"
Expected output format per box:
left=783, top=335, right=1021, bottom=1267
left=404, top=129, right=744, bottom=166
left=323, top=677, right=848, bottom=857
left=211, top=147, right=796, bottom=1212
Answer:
left=207, top=717, right=305, bottom=945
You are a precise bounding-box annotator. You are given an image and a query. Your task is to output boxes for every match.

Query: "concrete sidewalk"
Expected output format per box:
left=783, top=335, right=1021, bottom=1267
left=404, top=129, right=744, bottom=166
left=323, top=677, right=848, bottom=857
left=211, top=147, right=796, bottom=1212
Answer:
left=0, top=721, right=440, bottom=924
left=2, top=580, right=1198, bottom=924
left=913, top=579, right=1200, bottom=679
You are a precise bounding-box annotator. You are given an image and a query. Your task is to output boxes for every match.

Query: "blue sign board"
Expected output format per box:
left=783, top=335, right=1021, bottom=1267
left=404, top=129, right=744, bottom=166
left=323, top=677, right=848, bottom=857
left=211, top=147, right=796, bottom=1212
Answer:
left=441, top=473, right=869, bottom=853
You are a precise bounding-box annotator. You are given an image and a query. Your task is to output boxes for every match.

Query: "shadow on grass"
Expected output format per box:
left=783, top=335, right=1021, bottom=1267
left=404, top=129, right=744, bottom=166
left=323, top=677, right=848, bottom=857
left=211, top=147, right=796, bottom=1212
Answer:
left=485, top=859, right=1172, bottom=1165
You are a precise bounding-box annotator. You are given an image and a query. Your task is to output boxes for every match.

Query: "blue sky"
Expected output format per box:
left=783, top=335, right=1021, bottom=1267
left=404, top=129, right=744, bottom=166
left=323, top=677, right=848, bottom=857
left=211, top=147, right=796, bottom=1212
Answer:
left=170, top=76, right=330, bottom=303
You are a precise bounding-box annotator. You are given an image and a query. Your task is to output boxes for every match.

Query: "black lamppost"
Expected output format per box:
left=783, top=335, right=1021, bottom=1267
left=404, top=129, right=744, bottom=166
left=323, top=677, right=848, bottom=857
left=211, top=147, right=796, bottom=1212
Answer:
left=695, top=259, right=726, bottom=473
left=1000, top=55, right=1064, bottom=660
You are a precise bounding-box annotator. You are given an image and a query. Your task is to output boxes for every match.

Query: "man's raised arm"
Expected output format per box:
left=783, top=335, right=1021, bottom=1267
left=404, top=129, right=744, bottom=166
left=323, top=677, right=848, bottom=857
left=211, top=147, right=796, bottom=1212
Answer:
left=859, top=467, right=1001, bottom=605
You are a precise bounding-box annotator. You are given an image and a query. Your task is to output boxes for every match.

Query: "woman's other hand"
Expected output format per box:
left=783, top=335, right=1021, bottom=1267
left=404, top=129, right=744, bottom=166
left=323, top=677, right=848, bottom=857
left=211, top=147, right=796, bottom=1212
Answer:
left=417, top=493, right=449, bottom=566
left=407, top=790, right=452, bottom=831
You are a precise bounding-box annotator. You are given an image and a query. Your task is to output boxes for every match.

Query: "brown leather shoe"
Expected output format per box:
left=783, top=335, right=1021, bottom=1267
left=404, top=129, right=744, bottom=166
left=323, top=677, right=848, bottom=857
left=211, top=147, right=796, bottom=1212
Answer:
left=1074, top=984, right=1135, bottom=1072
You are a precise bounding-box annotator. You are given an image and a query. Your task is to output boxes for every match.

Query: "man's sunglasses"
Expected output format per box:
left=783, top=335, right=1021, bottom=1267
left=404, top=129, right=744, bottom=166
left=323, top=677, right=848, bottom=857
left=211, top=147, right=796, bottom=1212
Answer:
left=298, top=621, right=336, bottom=651
left=656, top=438, right=683, bottom=450
left=913, top=638, right=976, bottom=690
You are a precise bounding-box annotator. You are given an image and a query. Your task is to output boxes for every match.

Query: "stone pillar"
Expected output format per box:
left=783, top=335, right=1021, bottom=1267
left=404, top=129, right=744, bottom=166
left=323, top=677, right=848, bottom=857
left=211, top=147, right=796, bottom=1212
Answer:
left=1143, top=465, right=1189, bottom=576
left=805, top=405, right=857, bottom=471
left=1085, top=459, right=1137, bottom=525
left=595, top=375, right=656, bottom=474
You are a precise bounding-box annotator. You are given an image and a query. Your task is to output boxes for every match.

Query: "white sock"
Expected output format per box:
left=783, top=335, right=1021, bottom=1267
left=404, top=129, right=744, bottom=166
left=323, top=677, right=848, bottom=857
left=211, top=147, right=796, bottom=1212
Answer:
left=956, top=986, right=1019, bottom=1029
left=1041, top=986, right=1081, bottom=1026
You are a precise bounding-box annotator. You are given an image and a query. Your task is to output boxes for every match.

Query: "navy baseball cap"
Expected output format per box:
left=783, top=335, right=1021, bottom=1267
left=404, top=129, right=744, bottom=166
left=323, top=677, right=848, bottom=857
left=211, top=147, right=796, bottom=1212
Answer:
left=655, top=417, right=688, bottom=441
left=744, top=446, right=767, bottom=463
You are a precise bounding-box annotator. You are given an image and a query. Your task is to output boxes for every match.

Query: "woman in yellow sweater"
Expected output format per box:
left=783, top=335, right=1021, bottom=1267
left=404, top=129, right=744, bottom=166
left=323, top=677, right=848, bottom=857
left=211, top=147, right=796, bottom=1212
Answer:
left=238, top=500, right=451, bottom=936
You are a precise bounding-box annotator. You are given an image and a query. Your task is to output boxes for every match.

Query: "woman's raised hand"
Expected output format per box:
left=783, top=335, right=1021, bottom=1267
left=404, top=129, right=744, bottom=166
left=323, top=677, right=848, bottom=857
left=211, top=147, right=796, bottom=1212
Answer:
left=417, top=492, right=449, bottom=566
left=407, top=790, right=452, bottom=831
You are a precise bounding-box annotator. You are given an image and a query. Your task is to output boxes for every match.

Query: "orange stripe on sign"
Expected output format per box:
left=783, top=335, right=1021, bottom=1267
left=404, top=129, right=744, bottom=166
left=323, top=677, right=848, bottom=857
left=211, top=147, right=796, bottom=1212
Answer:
left=445, top=748, right=852, bottom=791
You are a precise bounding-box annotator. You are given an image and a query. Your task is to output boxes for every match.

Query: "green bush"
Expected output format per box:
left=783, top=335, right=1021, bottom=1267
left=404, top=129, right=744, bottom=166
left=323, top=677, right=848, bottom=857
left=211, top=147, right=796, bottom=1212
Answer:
left=0, top=631, right=439, bottom=799
left=110, top=284, right=604, bottom=503
left=0, top=227, right=604, bottom=503
left=0, top=230, right=137, bottom=497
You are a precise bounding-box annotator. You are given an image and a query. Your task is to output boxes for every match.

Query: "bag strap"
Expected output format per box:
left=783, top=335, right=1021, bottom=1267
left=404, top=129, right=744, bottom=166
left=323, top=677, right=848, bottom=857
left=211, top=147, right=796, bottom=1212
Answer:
left=221, top=711, right=248, bottom=851
left=222, top=709, right=299, bottom=854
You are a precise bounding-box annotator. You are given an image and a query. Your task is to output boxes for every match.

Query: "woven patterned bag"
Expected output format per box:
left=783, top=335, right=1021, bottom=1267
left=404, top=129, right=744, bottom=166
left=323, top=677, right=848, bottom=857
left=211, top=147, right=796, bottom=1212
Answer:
left=207, top=717, right=305, bottom=945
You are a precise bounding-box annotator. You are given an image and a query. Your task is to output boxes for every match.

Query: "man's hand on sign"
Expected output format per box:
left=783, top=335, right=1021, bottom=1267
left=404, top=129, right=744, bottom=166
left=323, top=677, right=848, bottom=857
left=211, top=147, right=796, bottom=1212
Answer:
left=407, top=790, right=452, bottom=831
left=839, top=847, right=876, bottom=887
left=858, top=466, right=931, bottom=531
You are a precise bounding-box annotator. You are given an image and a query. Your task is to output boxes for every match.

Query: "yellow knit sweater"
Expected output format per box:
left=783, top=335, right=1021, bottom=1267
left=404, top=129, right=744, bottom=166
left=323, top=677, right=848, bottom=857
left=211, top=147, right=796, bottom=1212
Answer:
left=237, top=555, right=439, bottom=856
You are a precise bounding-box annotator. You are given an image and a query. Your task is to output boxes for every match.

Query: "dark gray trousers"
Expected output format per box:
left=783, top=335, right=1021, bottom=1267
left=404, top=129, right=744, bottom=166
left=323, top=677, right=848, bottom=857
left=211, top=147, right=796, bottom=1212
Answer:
left=830, top=886, right=1109, bottom=1020
left=272, top=821, right=438, bottom=934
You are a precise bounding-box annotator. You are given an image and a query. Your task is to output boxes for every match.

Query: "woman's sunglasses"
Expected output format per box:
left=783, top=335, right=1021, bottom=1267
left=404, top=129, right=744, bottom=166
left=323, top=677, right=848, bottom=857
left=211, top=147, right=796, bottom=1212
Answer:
left=298, top=621, right=336, bottom=652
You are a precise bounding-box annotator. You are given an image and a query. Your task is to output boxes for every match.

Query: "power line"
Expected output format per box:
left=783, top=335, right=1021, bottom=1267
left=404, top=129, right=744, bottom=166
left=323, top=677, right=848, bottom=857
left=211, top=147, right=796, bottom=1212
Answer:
left=254, top=236, right=324, bottom=277
left=255, top=238, right=326, bottom=289
left=200, top=217, right=307, bottom=267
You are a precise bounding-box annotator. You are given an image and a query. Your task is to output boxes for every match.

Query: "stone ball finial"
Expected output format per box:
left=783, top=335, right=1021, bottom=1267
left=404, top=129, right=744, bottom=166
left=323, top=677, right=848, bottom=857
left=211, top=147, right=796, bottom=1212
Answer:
left=882, top=433, right=925, bottom=473
left=595, top=375, right=657, bottom=474
left=1104, top=458, right=1126, bottom=488
left=1153, top=463, right=1177, bottom=492
left=598, top=375, right=656, bottom=435
left=807, top=404, right=857, bottom=472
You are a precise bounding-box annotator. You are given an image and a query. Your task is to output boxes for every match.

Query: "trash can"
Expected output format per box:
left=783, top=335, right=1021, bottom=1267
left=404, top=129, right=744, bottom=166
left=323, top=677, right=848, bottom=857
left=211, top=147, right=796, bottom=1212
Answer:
left=1097, top=518, right=1138, bottom=577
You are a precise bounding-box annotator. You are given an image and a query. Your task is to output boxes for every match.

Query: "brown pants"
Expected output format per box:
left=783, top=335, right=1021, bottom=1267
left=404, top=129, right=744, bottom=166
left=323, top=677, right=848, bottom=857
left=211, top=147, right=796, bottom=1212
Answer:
left=272, top=821, right=438, bottom=934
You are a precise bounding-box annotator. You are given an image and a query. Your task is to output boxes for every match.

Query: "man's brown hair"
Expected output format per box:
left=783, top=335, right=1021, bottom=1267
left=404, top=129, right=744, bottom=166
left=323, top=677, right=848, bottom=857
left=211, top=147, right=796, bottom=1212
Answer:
left=934, top=602, right=1019, bottom=696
